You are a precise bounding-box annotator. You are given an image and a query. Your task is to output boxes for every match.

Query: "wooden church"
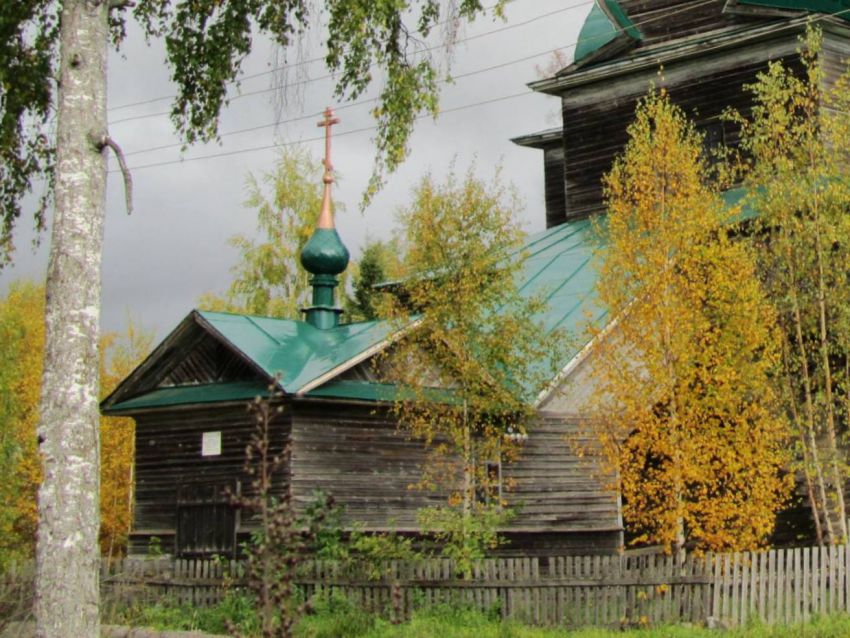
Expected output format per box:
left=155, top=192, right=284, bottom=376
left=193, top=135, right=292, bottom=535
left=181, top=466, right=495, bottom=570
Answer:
left=103, top=0, right=848, bottom=557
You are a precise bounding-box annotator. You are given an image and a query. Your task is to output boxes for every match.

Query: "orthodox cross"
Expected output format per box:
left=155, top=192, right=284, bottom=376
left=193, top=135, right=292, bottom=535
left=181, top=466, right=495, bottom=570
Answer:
left=317, top=107, right=340, bottom=184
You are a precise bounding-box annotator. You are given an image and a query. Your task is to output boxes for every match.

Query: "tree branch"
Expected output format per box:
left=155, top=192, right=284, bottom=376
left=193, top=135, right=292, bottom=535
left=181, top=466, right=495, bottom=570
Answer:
left=101, top=135, right=133, bottom=215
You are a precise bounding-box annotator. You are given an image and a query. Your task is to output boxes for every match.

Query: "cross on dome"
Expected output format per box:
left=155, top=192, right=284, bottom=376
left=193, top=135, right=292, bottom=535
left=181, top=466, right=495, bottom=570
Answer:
left=317, top=107, right=340, bottom=185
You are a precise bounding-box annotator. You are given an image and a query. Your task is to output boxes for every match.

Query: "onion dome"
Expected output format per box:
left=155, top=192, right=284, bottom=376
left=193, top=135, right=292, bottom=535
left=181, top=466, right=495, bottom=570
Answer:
left=300, top=228, right=350, bottom=275
left=300, top=107, right=349, bottom=330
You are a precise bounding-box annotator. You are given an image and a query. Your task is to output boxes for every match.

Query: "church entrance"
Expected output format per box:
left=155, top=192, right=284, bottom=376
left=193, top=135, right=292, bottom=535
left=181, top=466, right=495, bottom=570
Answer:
left=175, top=481, right=237, bottom=557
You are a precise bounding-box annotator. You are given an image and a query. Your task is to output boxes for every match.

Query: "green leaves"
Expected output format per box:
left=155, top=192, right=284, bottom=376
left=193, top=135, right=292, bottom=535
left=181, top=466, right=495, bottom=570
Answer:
left=378, top=165, right=567, bottom=542
left=0, top=0, right=56, bottom=264
left=0, top=0, right=498, bottom=264
left=139, top=0, right=498, bottom=201
left=736, top=24, right=850, bottom=544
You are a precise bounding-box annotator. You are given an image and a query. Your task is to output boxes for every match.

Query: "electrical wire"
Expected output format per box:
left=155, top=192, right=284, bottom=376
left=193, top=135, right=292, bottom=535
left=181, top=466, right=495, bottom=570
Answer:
left=107, top=0, right=586, bottom=112
left=117, top=89, right=535, bottom=173
left=116, top=0, right=716, bottom=150
left=112, top=2, right=843, bottom=173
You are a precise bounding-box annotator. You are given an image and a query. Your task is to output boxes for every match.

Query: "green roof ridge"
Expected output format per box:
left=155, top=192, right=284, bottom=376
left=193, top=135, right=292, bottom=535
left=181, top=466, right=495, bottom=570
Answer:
left=574, top=0, right=642, bottom=65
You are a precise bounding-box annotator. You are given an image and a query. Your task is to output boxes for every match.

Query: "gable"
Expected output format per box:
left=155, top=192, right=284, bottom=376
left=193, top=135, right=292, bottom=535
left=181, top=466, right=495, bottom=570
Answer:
left=101, top=311, right=269, bottom=413
left=160, top=331, right=259, bottom=386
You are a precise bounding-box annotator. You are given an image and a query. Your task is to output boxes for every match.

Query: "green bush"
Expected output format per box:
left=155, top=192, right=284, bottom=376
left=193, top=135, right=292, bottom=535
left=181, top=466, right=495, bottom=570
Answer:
left=297, top=593, right=377, bottom=638
left=102, top=589, right=850, bottom=638
left=104, top=590, right=259, bottom=635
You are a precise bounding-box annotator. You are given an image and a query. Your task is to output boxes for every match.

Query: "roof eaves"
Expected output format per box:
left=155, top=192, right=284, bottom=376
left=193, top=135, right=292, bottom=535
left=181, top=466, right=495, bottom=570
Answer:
left=103, top=380, right=272, bottom=414
left=729, top=0, right=850, bottom=21
left=511, top=128, right=564, bottom=149
left=529, top=17, right=809, bottom=95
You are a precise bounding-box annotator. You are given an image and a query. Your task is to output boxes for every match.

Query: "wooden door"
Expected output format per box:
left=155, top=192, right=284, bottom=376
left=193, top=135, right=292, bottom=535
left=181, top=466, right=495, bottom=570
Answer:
left=176, top=482, right=237, bottom=557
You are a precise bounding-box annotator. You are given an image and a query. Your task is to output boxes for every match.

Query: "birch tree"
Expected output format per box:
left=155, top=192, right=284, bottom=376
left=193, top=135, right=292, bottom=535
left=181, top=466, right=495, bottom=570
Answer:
left=590, top=91, right=791, bottom=552
left=381, top=168, right=567, bottom=573
left=1, top=2, right=504, bottom=635
left=732, top=26, right=850, bottom=544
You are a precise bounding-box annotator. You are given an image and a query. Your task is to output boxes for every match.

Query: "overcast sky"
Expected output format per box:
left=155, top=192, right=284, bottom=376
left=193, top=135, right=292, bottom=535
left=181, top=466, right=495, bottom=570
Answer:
left=0, top=0, right=590, bottom=340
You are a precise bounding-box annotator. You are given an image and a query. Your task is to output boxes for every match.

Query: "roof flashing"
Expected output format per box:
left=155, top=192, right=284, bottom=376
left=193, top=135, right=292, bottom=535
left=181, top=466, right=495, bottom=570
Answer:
left=561, top=0, right=642, bottom=75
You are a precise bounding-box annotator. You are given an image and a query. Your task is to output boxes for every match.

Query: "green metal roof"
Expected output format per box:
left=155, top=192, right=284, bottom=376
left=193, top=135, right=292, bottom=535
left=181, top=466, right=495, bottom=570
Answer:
left=198, top=310, right=394, bottom=394
left=574, top=0, right=642, bottom=66
left=104, top=381, right=270, bottom=413
left=304, top=379, right=457, bottom=403
left=305, top=380, right=400, bottom=401
left=507, top=218, right=607, bottom=399
left=106, top=187, right=759, bottom=412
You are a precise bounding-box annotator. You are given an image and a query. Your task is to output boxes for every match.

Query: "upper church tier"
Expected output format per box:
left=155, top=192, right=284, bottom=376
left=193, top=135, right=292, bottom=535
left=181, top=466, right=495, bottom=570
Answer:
left=514, top=0, right=850, bottom=227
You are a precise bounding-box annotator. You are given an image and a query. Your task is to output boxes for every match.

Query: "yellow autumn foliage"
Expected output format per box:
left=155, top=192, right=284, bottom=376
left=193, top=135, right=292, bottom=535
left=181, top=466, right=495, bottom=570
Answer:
left=0, top=281, right=151, bottom=564
left=0, top=281, right=44, bottom=566
left=99, top=320, right=153, bottom=560
left=589, top=91, right=792, bottom=552
left=379, top=167, right=569, bottom=572
left=731, top=26, right=850, bottom=545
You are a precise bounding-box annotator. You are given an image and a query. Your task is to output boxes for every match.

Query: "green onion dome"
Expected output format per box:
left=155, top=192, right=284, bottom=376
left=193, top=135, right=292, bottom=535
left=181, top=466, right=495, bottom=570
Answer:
left=300, top=228, right=350, bottom=276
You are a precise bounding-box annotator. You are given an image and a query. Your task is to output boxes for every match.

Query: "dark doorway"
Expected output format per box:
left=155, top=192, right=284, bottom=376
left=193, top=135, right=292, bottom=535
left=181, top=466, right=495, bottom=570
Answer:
left=176, top=481, right=237, bottom=557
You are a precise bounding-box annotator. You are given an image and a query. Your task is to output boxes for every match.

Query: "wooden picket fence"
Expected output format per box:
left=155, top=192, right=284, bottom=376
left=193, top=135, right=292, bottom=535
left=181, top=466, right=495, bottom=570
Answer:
left=96, top=543, right=850, bottom=628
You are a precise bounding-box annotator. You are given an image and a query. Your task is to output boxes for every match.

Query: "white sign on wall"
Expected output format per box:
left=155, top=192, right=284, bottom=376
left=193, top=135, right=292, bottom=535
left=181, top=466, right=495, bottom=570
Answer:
left=201, top=431, right=222, bottom=457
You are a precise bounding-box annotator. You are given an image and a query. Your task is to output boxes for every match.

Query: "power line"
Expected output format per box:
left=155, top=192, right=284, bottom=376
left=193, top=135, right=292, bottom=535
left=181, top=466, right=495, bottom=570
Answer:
left=115, top=0, right=717, bottom=154
left=113, top=1, right=833, bottom=172
left=115, top=89, right=535, bottom=173
left=109, top=0, right=717, bottom=127
left=107, top=0, right=586, bottom=113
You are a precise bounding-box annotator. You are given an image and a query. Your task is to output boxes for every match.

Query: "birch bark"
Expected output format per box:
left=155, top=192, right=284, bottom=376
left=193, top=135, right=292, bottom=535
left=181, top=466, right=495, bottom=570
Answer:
left=35, top=1, right=109, bottom=636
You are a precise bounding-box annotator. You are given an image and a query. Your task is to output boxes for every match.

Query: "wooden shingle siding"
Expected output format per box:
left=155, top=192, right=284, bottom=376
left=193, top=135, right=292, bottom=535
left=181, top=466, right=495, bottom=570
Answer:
left=289, top=401, right=449, bottom=529
left=504, top=416, right=620, bottom=537
left=560, top=53, right=801, bottom=223
left=131, top=403, right=290, bottom=553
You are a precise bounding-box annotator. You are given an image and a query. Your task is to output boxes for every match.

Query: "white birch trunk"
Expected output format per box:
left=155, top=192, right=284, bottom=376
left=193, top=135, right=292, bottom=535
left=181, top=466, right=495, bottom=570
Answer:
left=35, top=1, right=109, bottom=636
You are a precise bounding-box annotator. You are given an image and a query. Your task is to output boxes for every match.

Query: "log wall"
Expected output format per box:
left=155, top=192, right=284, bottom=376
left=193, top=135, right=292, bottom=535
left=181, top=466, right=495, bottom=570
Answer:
left=129, top=399, right=622, bottom=556
left=289, top=400, right=450, bottom=530
left=560, top=53, right=801, bottom=223
left=130, top=403, right=290, bottom=555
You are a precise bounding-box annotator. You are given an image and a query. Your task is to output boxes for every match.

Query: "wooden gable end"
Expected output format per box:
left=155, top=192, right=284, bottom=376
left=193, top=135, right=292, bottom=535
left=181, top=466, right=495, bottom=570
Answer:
left=159, top=330, right=258, bottom=387
left=101, top=311, right=268, bottom=411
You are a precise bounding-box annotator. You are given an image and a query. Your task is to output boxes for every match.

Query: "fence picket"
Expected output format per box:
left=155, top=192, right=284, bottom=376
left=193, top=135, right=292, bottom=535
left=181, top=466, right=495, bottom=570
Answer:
left=85, top=542, right=850, bottom=630
left=822, top=545, right=829, bottom=615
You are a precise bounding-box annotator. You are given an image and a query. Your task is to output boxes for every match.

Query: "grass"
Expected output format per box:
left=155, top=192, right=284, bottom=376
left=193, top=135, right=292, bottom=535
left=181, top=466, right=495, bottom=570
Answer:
left=104, top=592, right=850, bottom=637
